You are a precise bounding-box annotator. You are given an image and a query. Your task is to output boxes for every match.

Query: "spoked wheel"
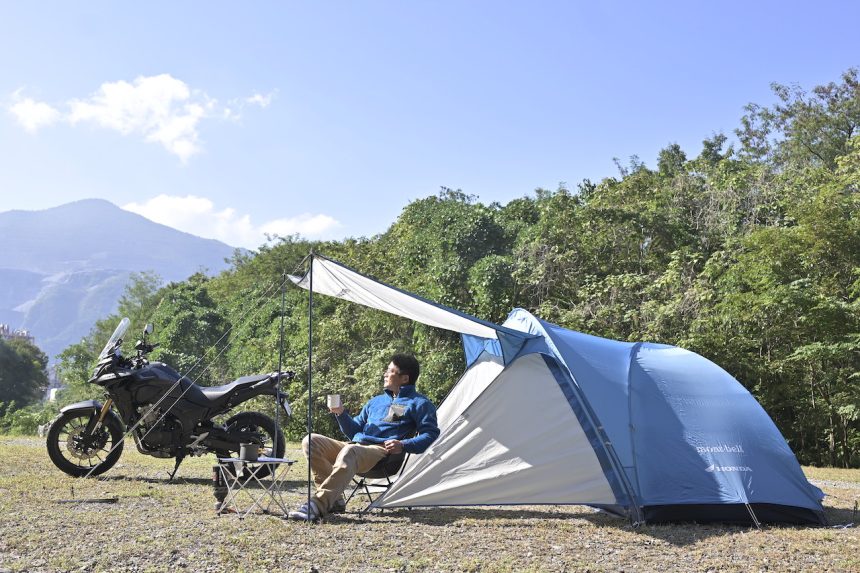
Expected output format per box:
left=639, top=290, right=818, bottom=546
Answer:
left=46, top=411, right=125, bottom=477
left=218, top=411, right=285, bottom=478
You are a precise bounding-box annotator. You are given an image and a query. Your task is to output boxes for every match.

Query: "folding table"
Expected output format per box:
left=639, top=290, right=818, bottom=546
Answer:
left=216, top=456, right=295, bottom=518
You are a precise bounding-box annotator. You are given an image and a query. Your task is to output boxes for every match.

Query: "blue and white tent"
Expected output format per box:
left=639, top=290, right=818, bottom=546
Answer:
left=291, top=255, right=826, bottom=525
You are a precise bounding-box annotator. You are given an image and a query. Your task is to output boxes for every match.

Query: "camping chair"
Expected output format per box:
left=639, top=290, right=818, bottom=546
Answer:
left=344, top=450, right=409, bottom=516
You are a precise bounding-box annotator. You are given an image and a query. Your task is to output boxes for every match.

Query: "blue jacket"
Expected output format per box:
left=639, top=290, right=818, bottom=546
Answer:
left=335, top=385, right=440, bottom=454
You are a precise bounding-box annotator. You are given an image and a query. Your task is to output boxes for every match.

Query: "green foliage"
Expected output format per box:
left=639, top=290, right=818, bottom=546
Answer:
left=0, top=401, right=57, bottom=435
left=468, top=254, right=517, bottom=323
left=738, top=68, right=860, bottom=171
left=149, top=273, right=230, bottom=386
left=39, top=68, right=860, bottom=466
left=0, top=338, right=49, bottom=406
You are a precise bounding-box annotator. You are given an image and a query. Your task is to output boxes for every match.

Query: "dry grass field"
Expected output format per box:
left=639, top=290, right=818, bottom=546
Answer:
left=0, top=437, right=857, bottom=573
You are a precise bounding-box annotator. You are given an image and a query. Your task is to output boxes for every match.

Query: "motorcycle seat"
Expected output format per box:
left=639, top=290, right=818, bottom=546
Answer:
left=200, top=373, right=273, bottom=403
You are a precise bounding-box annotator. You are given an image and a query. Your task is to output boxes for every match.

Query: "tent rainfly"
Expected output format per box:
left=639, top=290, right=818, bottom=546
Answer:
left=290, top=255, right=826, bottom=525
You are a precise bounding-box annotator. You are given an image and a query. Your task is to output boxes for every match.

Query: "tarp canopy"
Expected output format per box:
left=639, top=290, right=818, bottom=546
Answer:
left=292, top=254, right=827, bottom=525
left=289, top=255, right=533, bottom=364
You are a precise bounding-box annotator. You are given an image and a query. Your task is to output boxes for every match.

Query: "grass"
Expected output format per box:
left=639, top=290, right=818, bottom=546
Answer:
left=0, top=437, right=858, bottom=572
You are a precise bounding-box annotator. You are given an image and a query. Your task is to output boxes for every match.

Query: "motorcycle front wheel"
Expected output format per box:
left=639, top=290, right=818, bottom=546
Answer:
left=46, top=411, right=125, bottom=477
left=219, top=411, right=285, bottom=478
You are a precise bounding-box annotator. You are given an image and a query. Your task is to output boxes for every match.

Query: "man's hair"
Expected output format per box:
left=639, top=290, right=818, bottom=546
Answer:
left=391, top=353, right=420, bottom=385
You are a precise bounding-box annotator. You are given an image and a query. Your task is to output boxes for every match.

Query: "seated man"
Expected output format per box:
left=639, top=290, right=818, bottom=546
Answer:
left=288, top=353, right=440, bottom=521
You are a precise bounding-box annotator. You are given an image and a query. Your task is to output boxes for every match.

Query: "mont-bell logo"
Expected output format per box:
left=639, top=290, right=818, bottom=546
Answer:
left=699, top=443, right=752, bottom=472
left=696, top=443, right=745, bottom=454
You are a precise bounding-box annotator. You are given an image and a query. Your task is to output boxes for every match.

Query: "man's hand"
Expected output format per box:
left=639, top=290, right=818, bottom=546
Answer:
left=330, top=405, right=345, bottom=415
left=384, top=439, right=404, bottom=454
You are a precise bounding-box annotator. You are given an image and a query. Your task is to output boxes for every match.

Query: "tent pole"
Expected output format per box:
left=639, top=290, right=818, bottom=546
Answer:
left=306, top=253, right=314, bottom=522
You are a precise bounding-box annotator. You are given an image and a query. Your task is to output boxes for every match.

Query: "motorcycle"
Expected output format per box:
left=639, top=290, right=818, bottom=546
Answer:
left=46, top=317, right=293, bottom=478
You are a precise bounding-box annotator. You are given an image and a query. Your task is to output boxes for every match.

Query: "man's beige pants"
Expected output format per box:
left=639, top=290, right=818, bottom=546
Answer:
left=301, top=433, right=388, bottom=515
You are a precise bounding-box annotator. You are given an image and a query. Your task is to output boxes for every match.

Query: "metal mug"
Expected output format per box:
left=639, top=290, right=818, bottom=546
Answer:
left=239, top=443, right=259, bottom=461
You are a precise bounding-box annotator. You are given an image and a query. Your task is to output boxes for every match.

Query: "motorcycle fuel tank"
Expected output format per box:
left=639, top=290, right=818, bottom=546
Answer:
left=130, top=362, right=211, bottom=415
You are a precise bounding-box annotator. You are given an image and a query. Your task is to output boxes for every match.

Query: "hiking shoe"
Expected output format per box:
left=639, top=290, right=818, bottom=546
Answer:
left=287, top=499, right=322, bottom=522
left=329, top=498, right=347, bottom=514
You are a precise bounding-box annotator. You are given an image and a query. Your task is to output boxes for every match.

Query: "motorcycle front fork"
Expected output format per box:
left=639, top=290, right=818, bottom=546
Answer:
left=84, top=398, right=114, bottom=435
left=97, top=398, right=114, bottom=423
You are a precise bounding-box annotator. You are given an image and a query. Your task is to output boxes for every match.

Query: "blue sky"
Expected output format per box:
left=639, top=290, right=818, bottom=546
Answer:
left=2, top=1, right=858, bottom=249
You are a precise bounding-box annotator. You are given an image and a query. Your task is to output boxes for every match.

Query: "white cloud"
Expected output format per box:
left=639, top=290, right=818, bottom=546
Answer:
left=122, top=194, right=341, bottom=249
left=246, top=91, right=276, bottom=108
left=7, top=76, right=273, bottom=161
left=68, top=75, right=211, bottom=162
left=8, top=95, right=61, bottom=132
left=261, top=214, right=341, bottom=237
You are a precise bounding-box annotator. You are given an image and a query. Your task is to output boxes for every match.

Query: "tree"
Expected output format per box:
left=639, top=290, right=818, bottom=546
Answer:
left=0, top=338, right=49, bottom=406
left=738, top=68, right=860, bottom=171
left=377, top=188, right=512, bottom=311
left=149, top=273, right=230, bottom=386
left=657, top=143, right=687, bottom=178
left=117, top=271, right=163, bottom=327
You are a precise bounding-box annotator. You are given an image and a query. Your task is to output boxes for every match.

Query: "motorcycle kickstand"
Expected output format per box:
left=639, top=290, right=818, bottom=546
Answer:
left=168, top=454, right=186, bottom=481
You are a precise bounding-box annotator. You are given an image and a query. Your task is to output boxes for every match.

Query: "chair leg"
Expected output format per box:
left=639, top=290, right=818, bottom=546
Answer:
left=345, top=479, right=361, bottom=506
left=348, top=474, right=397, bottom=517
left=346, top=451, right=409, bottom=517
left=345, top=477, right=373, bottom=515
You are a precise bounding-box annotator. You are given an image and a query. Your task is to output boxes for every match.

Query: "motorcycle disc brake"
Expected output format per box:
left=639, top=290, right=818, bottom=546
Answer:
left=66, top=426, right=108, bottom=460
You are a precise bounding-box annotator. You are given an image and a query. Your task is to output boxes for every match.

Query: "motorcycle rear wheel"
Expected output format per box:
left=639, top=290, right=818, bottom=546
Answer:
left=46, top=411, right=125, bottom=477
left=219, top=411, right=285, bottom=478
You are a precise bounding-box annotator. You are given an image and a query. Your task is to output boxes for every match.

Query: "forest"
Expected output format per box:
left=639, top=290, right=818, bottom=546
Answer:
left=5, top=69, right=859, bottom=468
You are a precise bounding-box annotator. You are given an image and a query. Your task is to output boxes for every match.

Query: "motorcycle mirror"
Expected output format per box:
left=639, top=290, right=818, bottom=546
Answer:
left=143, top=324, right=154, bottom=336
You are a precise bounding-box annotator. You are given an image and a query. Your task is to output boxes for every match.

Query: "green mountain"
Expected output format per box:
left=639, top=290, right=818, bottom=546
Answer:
left=0, top=199, right=238, bottom=359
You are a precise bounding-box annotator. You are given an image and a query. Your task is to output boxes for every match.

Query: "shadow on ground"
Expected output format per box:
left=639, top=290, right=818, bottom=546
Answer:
left=100, top=473, right=310, bottom=489
left=824, top=505, right=857, bottom=526
left=326, top=504, right=846, bottom=546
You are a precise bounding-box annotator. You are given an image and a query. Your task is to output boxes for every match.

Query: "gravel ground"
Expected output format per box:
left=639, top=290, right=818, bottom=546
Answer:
left=1, top=437, right=858, bottom=573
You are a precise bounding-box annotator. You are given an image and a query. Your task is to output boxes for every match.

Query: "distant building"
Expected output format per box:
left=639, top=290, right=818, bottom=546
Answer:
left=0, top=323, right=35, bottom=345
left=45, top=364, right=65, bottom=402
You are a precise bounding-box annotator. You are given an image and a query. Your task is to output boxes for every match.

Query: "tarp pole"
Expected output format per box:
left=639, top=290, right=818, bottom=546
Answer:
left=274, top=271, right=286, bottom=460
left=306, top=253, right=314, bottom=522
